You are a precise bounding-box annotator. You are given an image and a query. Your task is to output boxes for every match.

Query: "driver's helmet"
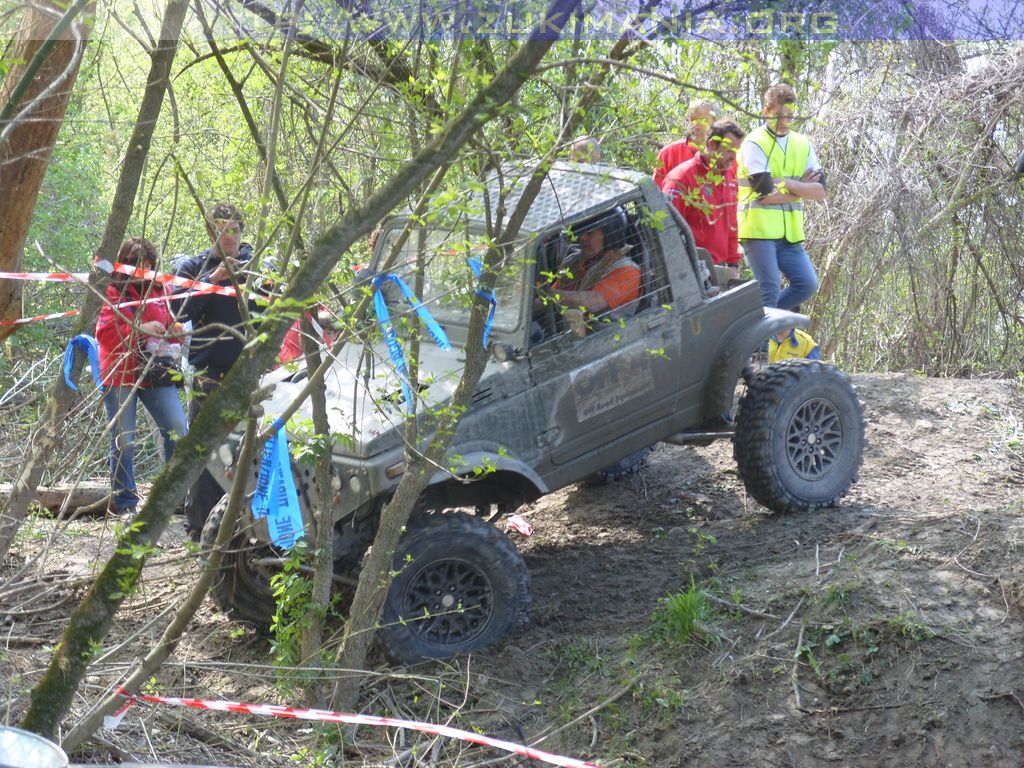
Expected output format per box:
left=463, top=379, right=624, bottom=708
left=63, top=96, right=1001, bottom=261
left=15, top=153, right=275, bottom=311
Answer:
left=573, top=206, right=629, bottom=251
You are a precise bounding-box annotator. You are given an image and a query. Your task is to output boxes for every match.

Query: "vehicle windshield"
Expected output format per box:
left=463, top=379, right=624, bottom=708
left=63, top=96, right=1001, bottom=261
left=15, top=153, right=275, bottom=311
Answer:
left=377, top=224, right=527, bottom=332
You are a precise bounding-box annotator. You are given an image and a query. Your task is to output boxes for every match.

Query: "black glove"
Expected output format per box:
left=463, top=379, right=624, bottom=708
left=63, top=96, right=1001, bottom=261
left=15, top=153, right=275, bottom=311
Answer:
left=749, top=172, right=775, bottom=197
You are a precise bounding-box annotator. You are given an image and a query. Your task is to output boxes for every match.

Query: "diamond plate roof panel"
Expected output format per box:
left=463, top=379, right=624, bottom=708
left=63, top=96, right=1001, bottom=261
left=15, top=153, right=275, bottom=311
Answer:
left=428, top=161, right=650, bottom=236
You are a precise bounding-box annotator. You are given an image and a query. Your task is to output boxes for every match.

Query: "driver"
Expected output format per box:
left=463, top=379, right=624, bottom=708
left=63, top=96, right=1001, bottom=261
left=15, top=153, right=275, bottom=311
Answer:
left=550, top=211, right=640, bottom=317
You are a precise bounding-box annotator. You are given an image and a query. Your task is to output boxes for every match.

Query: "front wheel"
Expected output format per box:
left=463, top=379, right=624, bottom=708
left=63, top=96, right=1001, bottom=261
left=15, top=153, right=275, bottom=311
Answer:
left=734, top=360, right=864, bottom=513
left=379, top=512, right=531, bottom=665
left=200, top=496, right=278, bottom=631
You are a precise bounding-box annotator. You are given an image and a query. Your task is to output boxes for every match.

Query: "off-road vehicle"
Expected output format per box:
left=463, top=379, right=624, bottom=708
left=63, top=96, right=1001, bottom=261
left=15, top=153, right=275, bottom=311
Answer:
left=202, top=162, right=865, bottom=664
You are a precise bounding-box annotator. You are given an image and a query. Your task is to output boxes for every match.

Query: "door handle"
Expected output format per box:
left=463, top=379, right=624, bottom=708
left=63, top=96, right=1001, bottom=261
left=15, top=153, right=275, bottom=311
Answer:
left=645, top=315, right=669, bottom=329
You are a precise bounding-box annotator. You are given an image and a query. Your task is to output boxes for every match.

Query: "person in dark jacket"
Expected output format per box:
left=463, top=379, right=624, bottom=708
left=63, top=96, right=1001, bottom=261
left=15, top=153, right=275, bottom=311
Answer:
left=173, top=202, right=256, bottom=541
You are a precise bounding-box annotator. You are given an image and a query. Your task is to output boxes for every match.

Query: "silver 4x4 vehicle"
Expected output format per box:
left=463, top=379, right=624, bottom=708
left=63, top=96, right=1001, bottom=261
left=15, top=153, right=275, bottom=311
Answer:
left=203, top=162, right=865, bottom=664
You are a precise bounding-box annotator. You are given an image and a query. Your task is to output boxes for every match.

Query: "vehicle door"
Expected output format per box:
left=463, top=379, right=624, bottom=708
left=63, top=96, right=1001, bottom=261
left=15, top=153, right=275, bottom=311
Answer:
left=526, top=198, right=694, bottom=486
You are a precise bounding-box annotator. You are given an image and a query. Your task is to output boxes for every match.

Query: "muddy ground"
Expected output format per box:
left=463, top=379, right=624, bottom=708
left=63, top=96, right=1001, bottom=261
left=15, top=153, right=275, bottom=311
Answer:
left=3, top=372, right=1024, bottom=767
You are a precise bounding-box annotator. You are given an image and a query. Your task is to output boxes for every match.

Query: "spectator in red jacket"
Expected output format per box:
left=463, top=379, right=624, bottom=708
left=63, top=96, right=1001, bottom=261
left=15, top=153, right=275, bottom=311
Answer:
left=652, top=99, right=718, bottom=188
left=662, top=119, right=746, bottom=280
left=95, top=238, right=188, bottom=516
left=280, top=305, right=340, bottom=364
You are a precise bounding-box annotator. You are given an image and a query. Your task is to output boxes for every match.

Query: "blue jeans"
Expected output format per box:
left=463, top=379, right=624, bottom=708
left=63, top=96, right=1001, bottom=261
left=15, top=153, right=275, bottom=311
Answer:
left=103, top=385, right=189, bottom=512
left=742, top=238, right=818, bottom=311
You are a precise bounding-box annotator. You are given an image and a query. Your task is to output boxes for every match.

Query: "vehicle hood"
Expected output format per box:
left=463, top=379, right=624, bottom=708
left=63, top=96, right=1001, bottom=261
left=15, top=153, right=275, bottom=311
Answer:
left=256, top=341, right=504, bottom=459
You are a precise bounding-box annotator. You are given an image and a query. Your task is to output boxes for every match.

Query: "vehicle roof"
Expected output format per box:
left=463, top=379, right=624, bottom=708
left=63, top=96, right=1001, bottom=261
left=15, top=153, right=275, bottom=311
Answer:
left=448, top=161, right=651, bottom=235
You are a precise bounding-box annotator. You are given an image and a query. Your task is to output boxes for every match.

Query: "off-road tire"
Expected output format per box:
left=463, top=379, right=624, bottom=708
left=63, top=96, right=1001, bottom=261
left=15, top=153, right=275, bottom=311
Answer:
left=586, top=446, right=654, bottom=485
left=379, top=511, right=531, bottom=665
left=201, top=497, right=277, bottom=631
left=734, top=360, right=864, bottom=513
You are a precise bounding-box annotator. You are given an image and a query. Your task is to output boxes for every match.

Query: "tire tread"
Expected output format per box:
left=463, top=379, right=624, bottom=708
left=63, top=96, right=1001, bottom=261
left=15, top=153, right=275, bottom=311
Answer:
left=200, top=498, right=276, bottom=631
left=734, top=359, right=864, bottom=513
left=379, top=511, right=530, bottom=665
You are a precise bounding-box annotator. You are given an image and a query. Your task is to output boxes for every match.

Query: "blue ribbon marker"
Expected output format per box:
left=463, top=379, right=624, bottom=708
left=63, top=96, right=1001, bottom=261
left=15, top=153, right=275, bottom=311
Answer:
left=371, top=273, right=451, bottom=412
left=63, top=334, right=102, bottom=391
left=251, top=418, right=303, bottom=549
left=466, top=258, right=497, bottom=349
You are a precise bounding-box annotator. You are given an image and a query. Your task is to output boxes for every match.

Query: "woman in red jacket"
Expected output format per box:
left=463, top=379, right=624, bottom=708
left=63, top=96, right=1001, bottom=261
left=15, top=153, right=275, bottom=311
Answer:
left=95, top=238, right=188, bottom=516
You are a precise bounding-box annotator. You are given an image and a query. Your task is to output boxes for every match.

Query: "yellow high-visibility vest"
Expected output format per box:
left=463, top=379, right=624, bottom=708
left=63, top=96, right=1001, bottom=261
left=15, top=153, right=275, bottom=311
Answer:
left=737, top=126, right=811, bottom=243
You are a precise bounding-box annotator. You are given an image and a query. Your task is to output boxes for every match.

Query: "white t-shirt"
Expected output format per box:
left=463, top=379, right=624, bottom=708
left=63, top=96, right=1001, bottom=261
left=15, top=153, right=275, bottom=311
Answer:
left=739, top=130, right=820, bottom=176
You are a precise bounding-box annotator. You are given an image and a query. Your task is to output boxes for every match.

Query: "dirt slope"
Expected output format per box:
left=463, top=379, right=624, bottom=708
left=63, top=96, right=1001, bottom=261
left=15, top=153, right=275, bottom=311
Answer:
left=501, top=372, right=1024, bottom=767
left=3, top=372, right=1023, bottom=767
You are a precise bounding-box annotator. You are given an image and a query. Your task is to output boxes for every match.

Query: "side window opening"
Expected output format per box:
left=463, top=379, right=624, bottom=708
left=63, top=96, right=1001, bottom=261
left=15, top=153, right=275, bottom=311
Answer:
left=530, top=199, right=671, bottom=346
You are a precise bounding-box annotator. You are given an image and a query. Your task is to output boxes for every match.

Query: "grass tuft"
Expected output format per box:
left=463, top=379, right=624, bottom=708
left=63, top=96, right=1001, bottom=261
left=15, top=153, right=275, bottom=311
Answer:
left=651, top=576, right=712, bottom=646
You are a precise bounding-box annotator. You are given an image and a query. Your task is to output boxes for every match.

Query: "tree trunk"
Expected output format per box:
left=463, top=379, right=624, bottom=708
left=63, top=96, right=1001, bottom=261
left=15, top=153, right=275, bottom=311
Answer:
left=0, top=0, right=94, bottom=340
left=331, top=20, right=644, bottom=714
left=13, top=0, right=191, bottom=739
left=298, top=315, right=334, bottom=692
left=0, top=0, right=190, bottom=567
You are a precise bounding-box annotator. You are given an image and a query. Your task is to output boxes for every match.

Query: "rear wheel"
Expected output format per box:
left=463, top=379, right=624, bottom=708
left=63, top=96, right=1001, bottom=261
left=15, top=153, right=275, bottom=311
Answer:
left=586, top=446, right=654, bottom=485
left=379, top=512, right=530, bottom=665
left=734, top=360, right=864, bottom=513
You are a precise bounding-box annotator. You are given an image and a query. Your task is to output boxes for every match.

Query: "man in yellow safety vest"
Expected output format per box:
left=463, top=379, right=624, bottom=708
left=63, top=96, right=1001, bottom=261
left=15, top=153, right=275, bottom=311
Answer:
left=736, top=84, right=826, bottom=311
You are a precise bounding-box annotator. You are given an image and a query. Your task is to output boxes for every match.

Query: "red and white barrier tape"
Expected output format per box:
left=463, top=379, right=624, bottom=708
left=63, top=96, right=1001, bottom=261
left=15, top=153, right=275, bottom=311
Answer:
left=0, top=270, right=89, bottom=282
left=2, top=308, right=82, bottom=326
left=0, top=290, right=211, bottom=326
left=101, top=260, right=239, bottom=298
left=0, top=260, right=238, bottom=296
left=108, top=688, right=601, bottom=768
left=0, top=260, right=238, bottom=325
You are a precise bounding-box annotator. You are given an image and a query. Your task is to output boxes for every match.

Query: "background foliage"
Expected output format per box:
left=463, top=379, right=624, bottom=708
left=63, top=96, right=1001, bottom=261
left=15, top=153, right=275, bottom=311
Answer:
left=3, top=9, right=1024, bottom=483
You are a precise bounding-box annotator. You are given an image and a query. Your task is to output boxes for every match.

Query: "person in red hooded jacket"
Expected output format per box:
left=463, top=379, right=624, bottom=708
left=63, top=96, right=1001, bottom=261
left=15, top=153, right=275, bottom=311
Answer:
left=95, top=237, right=188, bottom=516
left=652, top=100, right=718, bottom=188
left=662, top=119, right=746, bottom=280
left=279, top=304, right=340, bottom=365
